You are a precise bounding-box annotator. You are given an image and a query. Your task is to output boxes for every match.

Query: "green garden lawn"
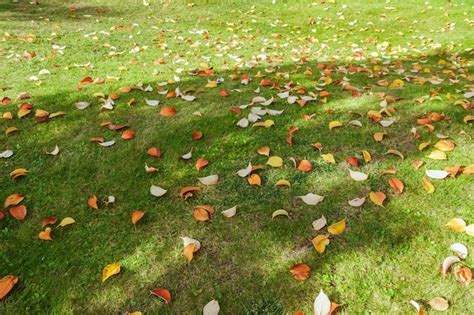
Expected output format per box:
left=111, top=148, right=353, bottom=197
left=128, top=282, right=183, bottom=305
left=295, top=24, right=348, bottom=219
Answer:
left=0, top=0, right=473, bottom=314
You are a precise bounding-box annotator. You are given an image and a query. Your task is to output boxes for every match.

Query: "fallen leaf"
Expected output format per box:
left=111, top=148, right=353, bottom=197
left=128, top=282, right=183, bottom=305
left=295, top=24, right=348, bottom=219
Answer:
left=121, top=129, right=135, bottom=140
left=203, top=299, right=220, bottom=315
left=183, top=243, right=196, bottom=263
left=428, top=150, right=447, bottom=160
left=87, top=195, right=99, bottom=209
left=328, top=121, right=342, bottom=130
left=266, top=156, right=283, bottom=168
left=369, top=191, right=386, bottom=207
left=0, top=275, right=18, bottom=300
left=9, top=205, right=27, bottom=220
left=312, top=216, right=327, bottom=231
left=428, top=297, right=449, bottom=311
left=446, top=218, right=466, bottom=232
left=131, top=211, right=145, bottom=225
left=388, top=178, right=404, bottom=194
left=248, top=173, right=261, bottom=186
left=290, top=263, right=311, bottom=281
left=196, top=158, right=209, bottom=170
left=150, top=185, right=167, bottom=197
left=312, top=235, right=330, bottom=254
left=272, top=209, right=289, bottom=219
left=434, top=140, right=455, bottom=152
left=221, top=206, right=237, bottom=218
left=349, top=169, right=368, bottom=181
left=179, top=186, right=200, bottom=199
left=198, top=175, right=219, bottom=186
left=39, top=227, right=52, bottom=241
left=102, top=262, right=121, bottom=282
left=441, top=256, right=460, bottom=277
left=257, top=146, right=270, bottom=156
left=421, top=178, right=435, bottom=193
left=4, top=193, right=24, bottom=208
left=314, top=289, right=331, bottom=315
left=160, top=106, right=176, bottom=116
left=328, top=219, right=346, bottom=235
left=150, top=288, right=171, bottom=305
left=298, top=159, right=312, bottom=172
left=348, top=197, right=366, bottom=207
left=298, top=193, right=324, bottom=206
left=58, top=217, right=75, bottom=227
left=321, top=154, right=335, bottom=164
left=425, top=170, right=449, bottom=179
left=449, top=243, right=468, bottom=259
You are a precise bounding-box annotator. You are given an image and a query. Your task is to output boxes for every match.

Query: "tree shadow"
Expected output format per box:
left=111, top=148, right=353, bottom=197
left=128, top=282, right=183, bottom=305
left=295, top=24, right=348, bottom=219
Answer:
left=0, top=48, right=473, bottom=314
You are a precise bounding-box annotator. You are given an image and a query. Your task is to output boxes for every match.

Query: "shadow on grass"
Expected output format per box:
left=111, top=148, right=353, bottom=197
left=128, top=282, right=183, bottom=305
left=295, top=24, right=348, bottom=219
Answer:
left=0, top=49, right=472, bottom=314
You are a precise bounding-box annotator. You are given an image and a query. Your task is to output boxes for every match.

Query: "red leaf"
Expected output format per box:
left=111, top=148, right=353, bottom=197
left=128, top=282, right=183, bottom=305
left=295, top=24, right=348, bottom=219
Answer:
left=150, top=288, right=171, bottom=305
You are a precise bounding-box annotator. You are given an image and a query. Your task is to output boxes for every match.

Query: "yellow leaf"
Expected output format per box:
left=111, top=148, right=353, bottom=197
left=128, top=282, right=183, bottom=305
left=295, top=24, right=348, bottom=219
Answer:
left=58, top=217, right=76, bottom=227
left=102, top=262, right=121, bottom=282
left=446, top=218, right=466, bottom=232
left=362, top=150, right=371, bottom=163
left=385, top=149, right=404, bottom=159
left=418, top=141, right=431, bottom=151
left=266, top=156, right=283, bottom=168
left=264, top=119, right=274, bottom=128
left=321, top=153, right=336, bottom=164
left=421, top=178, right=435, bottom=193
left=5, top=127, right=18, bottom=135
left=328, top=219, right=346, bottom=236
left=312, top=235, right=330, bottom=254
left=274, top=179, right=291, bottom=187
left=17, top=108, right=31, bottom=118
left=434, top=140, right=455, bottom=152
left=389, top=79, right=404, bottom=88
left=206, top=81, right=218, bottom=88
left=328, top=120, right=342, bottom=130
left=464, top=115, right=474, bottom=123
left=427, top=150, right=447, bottom=160
left=272, top=209, right=289, bottom=219
left=9, top=168, right=28, bottom=179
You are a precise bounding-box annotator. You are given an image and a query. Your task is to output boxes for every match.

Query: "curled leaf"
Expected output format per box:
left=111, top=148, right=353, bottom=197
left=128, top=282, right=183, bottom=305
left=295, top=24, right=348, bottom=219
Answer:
left=150, top=185, right=167, bottom=197
left=131, top=211, right=145, bottom=225
left=10, top=205, right=27, bottom=220
left=102, top=262, right=121, bottom=282
left=150, top=288, right=171, bottom=305
left=198, top=175, right=219, bottom=186
left=39, top=227, right=52, bottom=241
left=314, top=289, right=331, bottom=315
left=328, top=219, right=346, bottom=236
left=290, top=263, right=311, bottom=281
left=441, top=256, right=460, bottom=277
left=58, top=217, right=75, bottom=227
left=0, top=275, right=18, bottom=300
left=312, top=215, right=327, bottom=231
left=369, top=191, right=386, bottom=207
left=221, top=206, right=237, bottom=218
left=312, top=235, right=330, bottom=254
left=272, top=209, right=289, bottom=219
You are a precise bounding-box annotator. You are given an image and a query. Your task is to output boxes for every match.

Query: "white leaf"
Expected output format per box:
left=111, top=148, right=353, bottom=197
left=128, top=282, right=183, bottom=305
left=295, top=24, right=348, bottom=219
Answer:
left=441, top=256, right=460, bottom=276
left=38, top=69, right=50, bottom=75
left=150, top=185, right=167, bottom=197
left=203, top=299, right=220, bottom=315
left=145, top=99, right=160, bottom=106
left=237, top=162, right=252, bottom=177
left=251, top=96, right=266, bottom=104
left=47, top=145, right=60, bottom=155
left=198, top=175, right=219, bottom=186
left=0, top=150, right=14, bottom=158
left=237, top=118, right=249, bottom=128
left=248, top=113, right=260, bottom=122
left=267, top=109, right=284, bottom=116
left=107, top=196, right=115, bottom=204
left=348, top=197, right=366, bottom=207
left=277, top=91, right=289, bottom=98
left=181, top=150, right=192, bottom=160
left=450, top=243, right=468, bottom=259
left=314, top=289, right=331, bottom=315
left=98, top=140, right=115, bottom=147
left=74, top=101, right=90, bottom=110
left=260, top=97, right=274, bottom=106
left=298, top=193, right=324, bottom=206
left=181, top=237, right=200, bottom=251
left=349, top=169, right=368, bottom=181
left=379, top=119, right=394, bottom=127
left=181, top=94, right=196, bottom=101
left=312, top=215, right=327, bottom=231
left=287, top=95, right=298, bottom=104
left=222, top=206, right=237, bottom=218
left=425, top=170, right=449, bottom=179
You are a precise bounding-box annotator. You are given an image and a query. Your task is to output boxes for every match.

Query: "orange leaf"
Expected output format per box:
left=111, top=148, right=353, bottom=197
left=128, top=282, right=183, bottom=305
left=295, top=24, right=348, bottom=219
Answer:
left=257, top=146, right=270, bottom=156
left=290, top=263, right=311, bottom=281
left=42, top=216, right=57, bottom=227
left=150, top=288, right=171, bottom=305
left=179, top=186, right=201, bottom=199
left=388, top=178, right=404, bottom=194
left=369, top=191, right=386, bottom=207
left=192, top=131, right=202, bottom=140
left=193, top=207, right=210, bottom=221
left=248, top=173, right=261, bottom=186
left=87, top=195, right=99, bottom=209
left=131, top=210, right=145, bottom=225
left=183, top=243, right=196, bottom=263
left=297, top=160, right=312, bottom=172
left=121, top=129, right=135, bottom=140
left=147, top=147, right=161, bottom=157
left=4, top=193, right=24, bottom=208
left=0, top=275, right=18, bottom=300
left=160, top=106, right=176, bottom=117
left=10, top=205, right=27, bottom=220
left=39, top=227, right=52, bottom=241
left=195, top=158, right=208, bottom=170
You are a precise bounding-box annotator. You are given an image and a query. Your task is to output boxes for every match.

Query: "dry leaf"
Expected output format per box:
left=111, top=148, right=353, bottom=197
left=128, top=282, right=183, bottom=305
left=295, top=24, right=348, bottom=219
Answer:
left=0, top=275, right=18, bottom=300
left=102, top=262, right=121, bottom=282
left=150, top=288, right=171, bottom=305
left=131, top=210, right=145, bottom=225
left=290, top=263, right=311, bottom=281
left=328, top=219, right=346, bottom=236
left=369, top=191, right=386, bottom=207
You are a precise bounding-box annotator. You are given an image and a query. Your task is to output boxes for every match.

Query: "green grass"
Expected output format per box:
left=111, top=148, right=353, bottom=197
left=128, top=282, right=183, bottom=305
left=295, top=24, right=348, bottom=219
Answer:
left=0, top=0, right=473, bottom=314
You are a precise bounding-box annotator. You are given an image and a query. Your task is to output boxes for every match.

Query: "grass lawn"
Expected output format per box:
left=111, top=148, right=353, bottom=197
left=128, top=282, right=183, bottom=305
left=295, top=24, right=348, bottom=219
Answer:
left=1, top=0, right=473, bottom=313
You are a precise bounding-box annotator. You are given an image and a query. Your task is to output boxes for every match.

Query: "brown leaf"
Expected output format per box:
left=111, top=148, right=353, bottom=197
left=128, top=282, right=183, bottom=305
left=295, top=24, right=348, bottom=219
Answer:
left=42, top=216, right=57, bottom=227
left=4, top=193, right=24, bottom=208
left=193, top=207, right=210, bottom=221
left=179, top=186, right=201, bottom=199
